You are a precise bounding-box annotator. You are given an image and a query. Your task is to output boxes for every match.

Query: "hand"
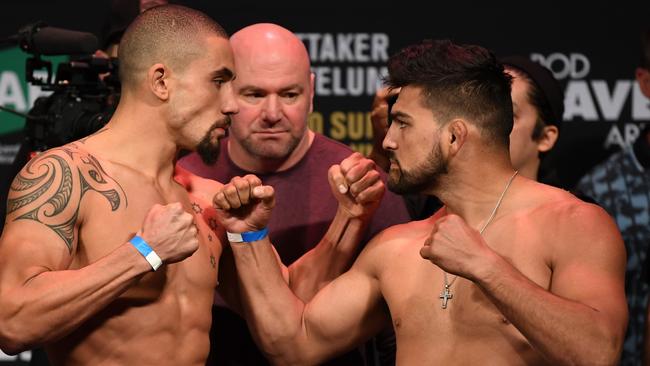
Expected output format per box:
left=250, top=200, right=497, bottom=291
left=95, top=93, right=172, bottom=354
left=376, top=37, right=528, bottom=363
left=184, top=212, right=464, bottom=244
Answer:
left=138, top=202, right=199, bottom=264
left=212, top=175, right=275, bottom=233
left=369, top=87, right=400, bottom=171
left=329, top=152, right=385, bottom=220
left=419, top=214, right=495, bottom=281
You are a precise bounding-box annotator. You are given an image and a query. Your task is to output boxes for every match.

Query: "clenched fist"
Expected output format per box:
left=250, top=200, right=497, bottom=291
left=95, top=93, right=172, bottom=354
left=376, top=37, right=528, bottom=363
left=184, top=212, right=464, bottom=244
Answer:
left=138, top=202, right=199, bottom=264
left=213, top=175, right=275, bottom=233
left=329, top=152, right=385, bottom=220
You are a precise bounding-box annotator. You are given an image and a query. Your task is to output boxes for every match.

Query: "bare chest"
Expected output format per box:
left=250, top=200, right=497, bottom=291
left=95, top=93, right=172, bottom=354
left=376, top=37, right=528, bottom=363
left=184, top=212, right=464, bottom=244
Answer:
left=381, top=224, right=551, bottom=361
left=72, top=174, right=221, bottom=300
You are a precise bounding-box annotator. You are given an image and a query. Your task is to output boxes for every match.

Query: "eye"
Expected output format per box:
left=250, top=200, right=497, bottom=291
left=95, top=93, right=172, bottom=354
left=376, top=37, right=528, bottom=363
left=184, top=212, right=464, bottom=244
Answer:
left=395, top=120, right=407, bottom=129
left=213, top=79, right=224, bottom=87
left=282, top=92, right=299, bottom=99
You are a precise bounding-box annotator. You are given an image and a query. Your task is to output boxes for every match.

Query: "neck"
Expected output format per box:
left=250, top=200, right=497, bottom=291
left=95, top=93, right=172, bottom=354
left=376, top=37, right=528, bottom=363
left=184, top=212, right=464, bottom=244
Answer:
left=228, top=129, right=315, bottom=173
left=84, top=100, right=179, bottom=181
left=517, top=158, right=539, bottom=181
left=433, top=157, right=518, bottom=230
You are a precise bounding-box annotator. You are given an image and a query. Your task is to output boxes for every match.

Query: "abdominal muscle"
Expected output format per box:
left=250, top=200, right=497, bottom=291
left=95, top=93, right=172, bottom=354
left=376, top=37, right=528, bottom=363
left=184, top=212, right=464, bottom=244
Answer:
left=46, top=257, right=217, bottom=366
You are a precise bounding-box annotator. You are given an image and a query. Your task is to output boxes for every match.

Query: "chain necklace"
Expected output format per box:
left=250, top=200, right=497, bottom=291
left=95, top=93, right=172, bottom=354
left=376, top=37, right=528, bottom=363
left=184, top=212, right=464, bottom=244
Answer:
left=439, top=170, right=518, bottom=309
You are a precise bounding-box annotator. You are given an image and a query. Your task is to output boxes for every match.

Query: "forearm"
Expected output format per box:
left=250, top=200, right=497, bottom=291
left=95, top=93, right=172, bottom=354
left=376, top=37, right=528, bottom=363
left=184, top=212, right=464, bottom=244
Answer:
left=476, top=256, right=623, bottom=365
left=0, top=243, right=150, bottom=353
left=288, top=206, right=369, bottom=301
left=230, top=238, right=312, bottom=363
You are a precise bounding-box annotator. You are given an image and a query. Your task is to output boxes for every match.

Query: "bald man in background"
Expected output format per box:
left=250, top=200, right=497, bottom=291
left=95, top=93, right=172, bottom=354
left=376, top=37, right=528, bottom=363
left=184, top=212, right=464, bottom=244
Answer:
left=179, top=23, right=410, bottom=365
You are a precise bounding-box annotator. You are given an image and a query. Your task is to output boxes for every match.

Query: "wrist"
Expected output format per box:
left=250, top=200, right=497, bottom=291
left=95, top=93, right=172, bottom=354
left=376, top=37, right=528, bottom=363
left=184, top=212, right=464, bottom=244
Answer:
left=471, top=249, right=505, bottom=286
left=129, top=235, right=163, bottom=271
left=227, top=227, right=269, bottom=243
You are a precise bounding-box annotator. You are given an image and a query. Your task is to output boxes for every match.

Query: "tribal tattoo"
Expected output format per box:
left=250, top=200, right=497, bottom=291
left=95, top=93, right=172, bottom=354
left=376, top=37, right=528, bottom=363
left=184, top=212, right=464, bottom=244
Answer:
left=7, top=144, right=127, bottom=253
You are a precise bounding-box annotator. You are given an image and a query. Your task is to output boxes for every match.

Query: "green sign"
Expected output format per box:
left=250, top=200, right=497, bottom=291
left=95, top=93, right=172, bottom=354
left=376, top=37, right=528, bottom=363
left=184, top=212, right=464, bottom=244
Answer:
left=0, top=47, right=67, bottom=135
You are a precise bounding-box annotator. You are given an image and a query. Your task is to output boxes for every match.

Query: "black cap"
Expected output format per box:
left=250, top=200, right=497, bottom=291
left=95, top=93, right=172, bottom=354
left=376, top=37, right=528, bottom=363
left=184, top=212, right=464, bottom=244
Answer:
left=500, top=55, right=564, bottom=126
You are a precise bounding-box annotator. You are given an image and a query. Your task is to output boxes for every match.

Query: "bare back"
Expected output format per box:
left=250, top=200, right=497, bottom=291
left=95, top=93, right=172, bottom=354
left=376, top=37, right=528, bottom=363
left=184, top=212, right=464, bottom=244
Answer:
left=1, top=141, right=221, bottom=365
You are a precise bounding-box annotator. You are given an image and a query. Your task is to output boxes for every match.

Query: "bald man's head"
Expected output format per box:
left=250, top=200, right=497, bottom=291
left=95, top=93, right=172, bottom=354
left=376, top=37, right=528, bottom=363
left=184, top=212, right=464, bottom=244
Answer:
left=118, top=4, right=227, bottom=89
left=230, top=23, right=311, bottom=79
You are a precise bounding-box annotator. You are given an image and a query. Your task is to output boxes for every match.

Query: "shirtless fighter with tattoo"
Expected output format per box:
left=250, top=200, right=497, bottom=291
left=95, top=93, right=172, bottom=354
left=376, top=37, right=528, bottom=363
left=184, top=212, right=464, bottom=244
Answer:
left=0, top=5, right=384, bottom=365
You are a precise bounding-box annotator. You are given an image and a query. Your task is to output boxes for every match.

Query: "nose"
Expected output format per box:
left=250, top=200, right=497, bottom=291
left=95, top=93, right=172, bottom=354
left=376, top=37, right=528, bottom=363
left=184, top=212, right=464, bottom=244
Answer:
left=261, top=94, right=282, bottom=124
left=382, top=123, right=398, bottom=151
left=221, top=83, right=239, bottom=115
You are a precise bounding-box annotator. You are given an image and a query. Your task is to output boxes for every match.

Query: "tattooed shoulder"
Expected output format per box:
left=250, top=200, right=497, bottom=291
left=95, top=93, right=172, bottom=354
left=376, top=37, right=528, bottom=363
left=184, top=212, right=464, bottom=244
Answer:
left=6, top=144, right=127, bottom=253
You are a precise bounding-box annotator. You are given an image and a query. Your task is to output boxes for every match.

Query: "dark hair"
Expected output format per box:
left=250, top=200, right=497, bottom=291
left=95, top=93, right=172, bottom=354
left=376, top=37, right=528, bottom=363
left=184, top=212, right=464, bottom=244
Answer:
left=500, top=55, right=564, bottom=139
left=386, top=39, right=513, bottom=147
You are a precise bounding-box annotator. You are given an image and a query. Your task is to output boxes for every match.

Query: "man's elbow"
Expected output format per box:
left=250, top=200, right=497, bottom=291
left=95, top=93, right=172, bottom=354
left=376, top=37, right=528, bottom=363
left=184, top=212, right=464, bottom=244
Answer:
left=0, top=301, right=35, bottom=355
left=577, top=326, right=624, bottom=366
left=0, top=325, right=31, bottom=356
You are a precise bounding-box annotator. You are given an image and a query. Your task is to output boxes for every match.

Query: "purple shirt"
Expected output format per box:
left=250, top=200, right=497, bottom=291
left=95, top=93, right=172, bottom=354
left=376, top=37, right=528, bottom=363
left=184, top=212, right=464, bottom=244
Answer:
left=179, top=133, right=410, bottom=264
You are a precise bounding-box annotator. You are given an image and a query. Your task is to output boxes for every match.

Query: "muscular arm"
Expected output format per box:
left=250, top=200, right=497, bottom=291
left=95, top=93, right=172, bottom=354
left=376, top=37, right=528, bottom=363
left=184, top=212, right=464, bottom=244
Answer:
left=0, top=149, right=197, bottom=354
left=178, top=153, right=383, bottom=303
left=231, top=234, right=389, bottom=365
left=476, top=204, right=626, bottom=365
left=0, top=149, right=150, bottom=353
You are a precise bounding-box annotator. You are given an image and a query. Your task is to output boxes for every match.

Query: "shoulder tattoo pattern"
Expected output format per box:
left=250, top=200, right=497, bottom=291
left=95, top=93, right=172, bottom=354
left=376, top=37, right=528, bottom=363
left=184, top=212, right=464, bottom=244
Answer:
left=7, top=144, right=127, bottom=252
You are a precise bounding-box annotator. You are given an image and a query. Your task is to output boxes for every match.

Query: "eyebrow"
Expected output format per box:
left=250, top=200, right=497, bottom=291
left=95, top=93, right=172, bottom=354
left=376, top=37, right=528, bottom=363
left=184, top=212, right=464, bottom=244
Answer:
left=212, top=68, right=235, bottom=80
left=390, top=110, right=412, bottom=121
left=238, top=84, right=304, bottom=93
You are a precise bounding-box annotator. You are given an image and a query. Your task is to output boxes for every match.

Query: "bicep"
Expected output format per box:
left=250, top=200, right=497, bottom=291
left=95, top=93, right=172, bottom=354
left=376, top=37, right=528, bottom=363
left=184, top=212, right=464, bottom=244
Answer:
left=0, top=151, right=81, bottom=288
left=550, top=205, right=627, bottom=328
left=300, top=262, right=389, bottom=362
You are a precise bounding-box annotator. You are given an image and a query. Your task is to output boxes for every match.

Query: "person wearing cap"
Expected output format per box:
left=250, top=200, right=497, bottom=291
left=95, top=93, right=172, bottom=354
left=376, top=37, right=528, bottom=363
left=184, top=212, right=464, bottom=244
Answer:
left=500, top=56, right=564, bottom=183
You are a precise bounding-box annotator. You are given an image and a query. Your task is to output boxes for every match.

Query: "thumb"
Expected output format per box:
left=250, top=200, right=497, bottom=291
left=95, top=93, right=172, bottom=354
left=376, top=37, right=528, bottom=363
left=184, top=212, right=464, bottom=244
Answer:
left=252, top=185, right=276, bottom=209
left=328, top=164, right=348, bottom=194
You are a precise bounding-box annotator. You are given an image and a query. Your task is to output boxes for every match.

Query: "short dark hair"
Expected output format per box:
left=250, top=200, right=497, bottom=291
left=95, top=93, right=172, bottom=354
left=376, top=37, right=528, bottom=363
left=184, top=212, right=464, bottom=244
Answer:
left=501, top=55, right=564, bottom=140
left=118, top=4, right=228, bottom=88
left=386, top=39, right=513, bottom=147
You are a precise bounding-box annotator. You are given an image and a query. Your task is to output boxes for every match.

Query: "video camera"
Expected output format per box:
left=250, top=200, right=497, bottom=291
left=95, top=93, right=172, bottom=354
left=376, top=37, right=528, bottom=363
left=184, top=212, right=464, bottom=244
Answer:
left=2, top=22, right=120, bottom=152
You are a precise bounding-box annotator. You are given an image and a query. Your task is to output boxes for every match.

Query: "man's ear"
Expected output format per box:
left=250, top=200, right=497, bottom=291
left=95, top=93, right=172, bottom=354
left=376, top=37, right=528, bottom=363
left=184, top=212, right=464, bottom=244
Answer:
left=447, top=119, right=468, bottom=157
left=636, top=67, right=650, bottom=99
left=148, top=63, right=170, bottom=101
left=537, top=125, right=559, bottom=153
left=308, top=72, right=315, bottom=113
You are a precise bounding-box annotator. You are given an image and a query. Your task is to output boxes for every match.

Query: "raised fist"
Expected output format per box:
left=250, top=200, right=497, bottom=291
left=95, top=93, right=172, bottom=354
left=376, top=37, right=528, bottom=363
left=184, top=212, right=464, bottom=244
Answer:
left=213, top=175, right=275, bottom=233
left=138, top=202, right=199, bottom=264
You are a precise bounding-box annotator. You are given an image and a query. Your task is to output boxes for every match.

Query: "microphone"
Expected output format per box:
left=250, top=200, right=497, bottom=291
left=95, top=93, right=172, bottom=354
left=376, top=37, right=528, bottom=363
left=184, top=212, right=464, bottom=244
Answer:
left=1, top=23, right=98, bottom=55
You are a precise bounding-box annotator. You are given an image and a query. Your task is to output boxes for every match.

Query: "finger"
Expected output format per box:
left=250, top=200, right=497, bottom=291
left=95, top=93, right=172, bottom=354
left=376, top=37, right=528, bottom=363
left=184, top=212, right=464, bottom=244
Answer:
left=328, top=164, right=348, bottom=194
left=168, top=201, right=184, bottom=213
left=243, top=174, right=263, bottom=187
left=354, top=179, right=385, bottom=204
left=232, top=176, right=251, bottom=205
left=223, top=183, right=243, bottom=209
left=419, top=245, right=432, bottom=260
left=339, top=152, right=363, bottom=175
left=349, top=170, right=381, bottom=197
left=345, top=159, right=377, bottom=191
left=252, top=185, right=276, bottom=209
left=213, top=190, right=231, bottom=211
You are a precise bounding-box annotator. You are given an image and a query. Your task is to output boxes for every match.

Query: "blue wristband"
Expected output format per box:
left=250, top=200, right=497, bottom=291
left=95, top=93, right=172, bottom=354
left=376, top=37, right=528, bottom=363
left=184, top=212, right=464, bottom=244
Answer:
left=129, top=235, right=163, bottom=271
left=227, top=227, right=269, bottom=243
